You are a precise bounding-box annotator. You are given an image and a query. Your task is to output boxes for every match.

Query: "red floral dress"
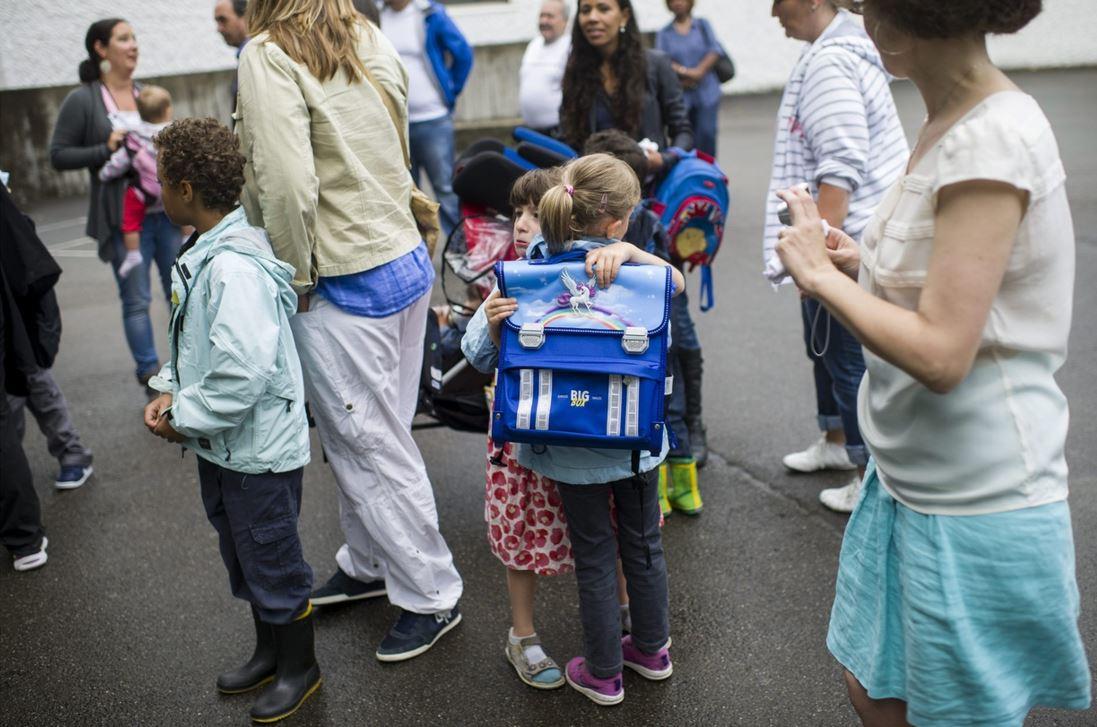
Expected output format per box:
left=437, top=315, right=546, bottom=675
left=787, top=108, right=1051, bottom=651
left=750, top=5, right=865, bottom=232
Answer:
left=485, top=438, right=574, bottom=576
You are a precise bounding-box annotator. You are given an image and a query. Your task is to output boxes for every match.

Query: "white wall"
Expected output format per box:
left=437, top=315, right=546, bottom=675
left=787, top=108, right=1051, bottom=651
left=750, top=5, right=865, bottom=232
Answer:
left=0, top=0, right=239, bottom=90
left=3, top=0, right=1096, bottom=92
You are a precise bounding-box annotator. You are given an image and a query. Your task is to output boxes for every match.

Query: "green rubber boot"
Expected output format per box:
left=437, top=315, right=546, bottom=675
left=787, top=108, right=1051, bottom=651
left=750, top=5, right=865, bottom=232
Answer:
left=667, top=457, right=702, bottom=515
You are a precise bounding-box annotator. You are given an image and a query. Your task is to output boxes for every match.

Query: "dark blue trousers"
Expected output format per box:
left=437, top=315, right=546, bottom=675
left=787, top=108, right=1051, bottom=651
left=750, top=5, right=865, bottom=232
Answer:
left=198, top=458, right=312, bottom=624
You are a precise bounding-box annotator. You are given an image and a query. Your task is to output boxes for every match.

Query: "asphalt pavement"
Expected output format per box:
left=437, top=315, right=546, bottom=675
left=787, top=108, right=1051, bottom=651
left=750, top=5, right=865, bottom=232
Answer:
left=2, top=68, right=1095, bottom=727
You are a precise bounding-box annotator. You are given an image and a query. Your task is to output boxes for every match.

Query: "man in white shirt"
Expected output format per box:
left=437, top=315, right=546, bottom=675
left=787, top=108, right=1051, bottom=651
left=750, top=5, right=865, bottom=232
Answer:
left=379, top=0, right=473, bottom=237
left=519, top=0, right=571, bottom=135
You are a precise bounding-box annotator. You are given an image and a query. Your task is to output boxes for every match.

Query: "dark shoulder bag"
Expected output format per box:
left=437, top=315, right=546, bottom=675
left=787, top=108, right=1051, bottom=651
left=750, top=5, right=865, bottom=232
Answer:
left=699, top=18, right=736, bottom=84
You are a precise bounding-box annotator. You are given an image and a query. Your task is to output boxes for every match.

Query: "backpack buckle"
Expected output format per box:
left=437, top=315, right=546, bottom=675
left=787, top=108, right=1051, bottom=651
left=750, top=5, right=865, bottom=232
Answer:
left=518, top=323, right=545, bottom=349
left=621, top=327, right=650, bottom=354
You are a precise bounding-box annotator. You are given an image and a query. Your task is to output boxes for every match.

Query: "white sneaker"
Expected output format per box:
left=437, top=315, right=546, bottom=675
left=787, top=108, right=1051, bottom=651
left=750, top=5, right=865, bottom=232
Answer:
left=13, top=536, right=48, bottom=572
left=782, top=435, right=856, bottom=473
left=820, top=476, right=863, bottom=513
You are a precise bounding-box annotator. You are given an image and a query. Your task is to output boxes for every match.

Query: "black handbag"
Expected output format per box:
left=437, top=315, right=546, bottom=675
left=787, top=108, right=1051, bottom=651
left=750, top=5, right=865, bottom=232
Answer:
left=714, top=53, right=736, bottom=84
left=699, top=18, right=735, bottom=83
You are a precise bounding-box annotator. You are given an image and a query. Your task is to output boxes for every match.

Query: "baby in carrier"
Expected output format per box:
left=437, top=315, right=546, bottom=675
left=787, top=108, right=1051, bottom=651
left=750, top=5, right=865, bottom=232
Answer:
left=98, top=85, right=173, bottom=278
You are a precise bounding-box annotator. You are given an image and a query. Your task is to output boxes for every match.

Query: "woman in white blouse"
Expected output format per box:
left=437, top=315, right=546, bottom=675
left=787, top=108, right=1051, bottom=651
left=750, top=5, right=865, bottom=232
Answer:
left=776, top=0, right=1091, bottom=724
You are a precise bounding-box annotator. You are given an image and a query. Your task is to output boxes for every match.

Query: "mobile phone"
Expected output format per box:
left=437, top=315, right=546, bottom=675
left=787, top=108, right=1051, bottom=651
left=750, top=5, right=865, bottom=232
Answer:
left=777, top=202, right=791, bottom=226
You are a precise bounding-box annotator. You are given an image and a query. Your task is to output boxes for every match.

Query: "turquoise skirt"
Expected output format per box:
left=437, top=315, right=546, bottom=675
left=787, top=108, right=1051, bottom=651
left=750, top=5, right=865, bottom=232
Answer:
left=827, top=462, right=1091, bottom=726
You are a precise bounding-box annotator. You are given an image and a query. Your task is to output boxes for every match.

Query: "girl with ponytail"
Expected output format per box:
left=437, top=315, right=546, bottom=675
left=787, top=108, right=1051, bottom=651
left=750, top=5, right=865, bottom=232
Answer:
left=462, top=153, right=685, bottom=706
left=51, top=18, right=184, bottom=399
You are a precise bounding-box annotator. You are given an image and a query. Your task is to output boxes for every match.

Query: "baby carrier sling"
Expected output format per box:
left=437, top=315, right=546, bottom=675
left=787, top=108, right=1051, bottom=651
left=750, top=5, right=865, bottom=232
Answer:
left=100, top=85, right=161, bottom=204
left=490, top=250, right=672, bottom=456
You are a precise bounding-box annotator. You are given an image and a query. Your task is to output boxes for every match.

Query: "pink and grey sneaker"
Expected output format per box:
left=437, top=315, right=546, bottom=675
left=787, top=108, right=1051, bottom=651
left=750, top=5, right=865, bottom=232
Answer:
left=621, top=635, right=673, bottom=680
left=564, top=657, right=624, bottom=706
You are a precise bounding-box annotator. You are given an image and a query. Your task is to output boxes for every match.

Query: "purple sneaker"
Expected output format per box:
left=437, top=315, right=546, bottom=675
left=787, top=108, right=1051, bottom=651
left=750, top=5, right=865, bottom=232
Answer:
left=621, top=635, right=673, bottom=680
left=564, top=657, right=623, bottom=706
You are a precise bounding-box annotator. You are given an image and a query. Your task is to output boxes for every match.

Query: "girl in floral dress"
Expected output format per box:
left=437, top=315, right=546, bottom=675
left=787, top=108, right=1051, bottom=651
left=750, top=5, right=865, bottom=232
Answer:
left=481, top=168, right=573, bottom=690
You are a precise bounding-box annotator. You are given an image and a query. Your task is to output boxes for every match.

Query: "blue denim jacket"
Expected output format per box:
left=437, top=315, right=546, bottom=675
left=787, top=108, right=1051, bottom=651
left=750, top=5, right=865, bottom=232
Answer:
left=461, top=236, right=669, bottom=484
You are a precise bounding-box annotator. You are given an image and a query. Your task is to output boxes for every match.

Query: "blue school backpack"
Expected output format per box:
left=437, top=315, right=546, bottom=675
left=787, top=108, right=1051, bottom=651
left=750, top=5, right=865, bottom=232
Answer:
left=650, top=149, right=729, bottom=311
left=491, top=251, right=672, bottom=456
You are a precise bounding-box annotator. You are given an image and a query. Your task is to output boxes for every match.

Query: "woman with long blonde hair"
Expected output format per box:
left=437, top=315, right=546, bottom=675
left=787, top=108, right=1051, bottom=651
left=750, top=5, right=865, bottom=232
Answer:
left=235, top=0, right=464, bottom=713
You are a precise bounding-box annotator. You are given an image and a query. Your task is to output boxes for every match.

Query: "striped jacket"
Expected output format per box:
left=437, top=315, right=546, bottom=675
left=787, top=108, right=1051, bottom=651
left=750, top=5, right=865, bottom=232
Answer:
left=763, top=10, right=908, bottom=282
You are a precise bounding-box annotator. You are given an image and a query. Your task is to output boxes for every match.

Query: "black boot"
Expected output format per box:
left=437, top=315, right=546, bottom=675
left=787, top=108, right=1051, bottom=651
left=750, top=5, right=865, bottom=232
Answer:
left=249, top=607, right=322, bottom=723
left=217, top=606, right=277, bottom=694
left=679, top=347, right=708, bottom=468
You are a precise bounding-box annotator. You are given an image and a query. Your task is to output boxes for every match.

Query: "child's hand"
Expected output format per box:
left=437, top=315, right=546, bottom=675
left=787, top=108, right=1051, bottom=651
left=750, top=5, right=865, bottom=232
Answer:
left=144, top=393, right=185, bottom=442
left=484, top=289, right=518, bottom=347
left=144, top=393, right=172, bottom=431
left=585, top=242, right=633, bottom=289
left=153, top=415, right=186, bottom=443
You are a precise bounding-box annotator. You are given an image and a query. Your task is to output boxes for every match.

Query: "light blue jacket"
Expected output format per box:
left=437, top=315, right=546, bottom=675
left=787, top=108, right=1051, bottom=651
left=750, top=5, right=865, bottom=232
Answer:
left=153, top=207, right=310, bottom=474
left=461, top=236, right=669, bottom=485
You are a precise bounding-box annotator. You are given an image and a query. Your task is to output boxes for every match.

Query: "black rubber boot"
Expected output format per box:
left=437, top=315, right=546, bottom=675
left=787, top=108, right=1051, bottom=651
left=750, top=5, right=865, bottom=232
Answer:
left=249, top=608, right=322, bottom=724
left=217, top=606, right=277, bottom=694
left=679, top=347, right=708, bottom=468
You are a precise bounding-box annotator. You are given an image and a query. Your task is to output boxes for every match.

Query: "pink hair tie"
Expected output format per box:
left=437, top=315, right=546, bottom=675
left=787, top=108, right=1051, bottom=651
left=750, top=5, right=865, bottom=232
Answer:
left=564, top=184, right=574, bottom=197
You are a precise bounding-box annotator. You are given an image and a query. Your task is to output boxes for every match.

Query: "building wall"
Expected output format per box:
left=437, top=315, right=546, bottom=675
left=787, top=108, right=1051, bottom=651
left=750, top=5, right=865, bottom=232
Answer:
left=4, top=0, right=1095, bottom=93
left=3, top=0, right=1096, bottom=205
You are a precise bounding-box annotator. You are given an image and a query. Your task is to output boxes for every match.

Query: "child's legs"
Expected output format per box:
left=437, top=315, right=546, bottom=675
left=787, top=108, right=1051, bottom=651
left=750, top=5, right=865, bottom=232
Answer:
left=197, top=457, right=312, bottom=625
left=121, top=188, right=146, bottom=252
left=611, top=470, right=669, bottom=654
left=22, top=368, right=92, bottom=468
left=506, top=567, right=538, bottom=636
left=556, top=481, right=622, bottom=678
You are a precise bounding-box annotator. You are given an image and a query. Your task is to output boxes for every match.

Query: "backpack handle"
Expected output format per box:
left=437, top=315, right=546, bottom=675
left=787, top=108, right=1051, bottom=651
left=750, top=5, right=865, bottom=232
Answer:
left=529, top=249, right=589, bottom=265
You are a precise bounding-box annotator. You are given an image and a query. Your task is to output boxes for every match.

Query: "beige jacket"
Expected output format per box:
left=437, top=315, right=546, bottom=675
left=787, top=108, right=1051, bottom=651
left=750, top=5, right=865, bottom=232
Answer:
left=236, top=26, right=421, bottom=294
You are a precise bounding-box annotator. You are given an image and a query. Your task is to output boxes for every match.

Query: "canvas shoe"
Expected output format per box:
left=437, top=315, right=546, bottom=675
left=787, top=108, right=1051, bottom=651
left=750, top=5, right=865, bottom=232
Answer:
left=782, top=435, right=856, bottom=473
left=309, top=568, right=386, bottom=606
left=565, top=657, right=623, bottom=706
left=376, top=606, right=462, bottom=662
left=13, top=537, right=48, bottom=572
left=820, top=475, right=863, bottom=514
left=55, top=465, right=93, bottom=490
left=621, top=635, right=673, bottom=680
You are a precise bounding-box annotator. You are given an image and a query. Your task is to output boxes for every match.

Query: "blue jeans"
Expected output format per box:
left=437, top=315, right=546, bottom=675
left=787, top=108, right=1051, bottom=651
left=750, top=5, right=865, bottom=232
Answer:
left=110, top=211, right=181, bottom=380
left=409, top=114, right=460, bottom=237
left=684, top=94, right=719, bottom=157
left=801, top=298, right=867, bottom=466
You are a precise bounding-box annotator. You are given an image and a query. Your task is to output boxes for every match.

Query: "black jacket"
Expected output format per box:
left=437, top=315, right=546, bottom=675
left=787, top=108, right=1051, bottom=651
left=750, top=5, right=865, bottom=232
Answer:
left=0, top=186, right=62, bottom=396
left=589, top=49, right=694, bottom=164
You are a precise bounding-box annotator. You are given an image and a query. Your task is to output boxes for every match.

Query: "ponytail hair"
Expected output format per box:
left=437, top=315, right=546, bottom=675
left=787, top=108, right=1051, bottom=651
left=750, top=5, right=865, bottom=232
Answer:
left=538, top=153, right=642, bottom=255
left=79, top=18, right=126, bottom=83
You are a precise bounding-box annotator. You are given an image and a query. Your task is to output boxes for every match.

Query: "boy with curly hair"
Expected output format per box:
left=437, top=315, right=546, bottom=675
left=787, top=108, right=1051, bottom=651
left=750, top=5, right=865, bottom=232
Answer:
left=141, top=117, right=320, bottom=723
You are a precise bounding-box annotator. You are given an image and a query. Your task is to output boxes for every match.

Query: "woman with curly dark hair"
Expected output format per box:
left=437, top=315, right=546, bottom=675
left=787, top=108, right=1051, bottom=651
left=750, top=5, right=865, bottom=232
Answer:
left=775, top=0, right=1092, bottom=724
left=559, top=0, right=692, bottom=176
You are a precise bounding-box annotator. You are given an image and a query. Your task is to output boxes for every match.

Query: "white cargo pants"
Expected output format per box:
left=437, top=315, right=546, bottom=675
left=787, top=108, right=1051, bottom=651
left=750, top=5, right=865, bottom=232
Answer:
left=290, top=292, right=463, bottom=614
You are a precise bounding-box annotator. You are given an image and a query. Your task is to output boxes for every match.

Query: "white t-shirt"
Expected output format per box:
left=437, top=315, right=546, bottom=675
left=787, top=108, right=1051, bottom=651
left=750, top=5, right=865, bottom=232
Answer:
left=381, top=2, right=448, bottom=123
left=858, top=91, right=1075, bottom=516
left=519, top=33, right=571, bottom=129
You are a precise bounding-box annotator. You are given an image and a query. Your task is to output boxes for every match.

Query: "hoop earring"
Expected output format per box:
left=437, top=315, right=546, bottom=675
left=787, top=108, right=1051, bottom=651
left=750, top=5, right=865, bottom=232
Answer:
left=872, top=20, right=909, bottom=57
left=99, top=58, right=112, bottom=74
